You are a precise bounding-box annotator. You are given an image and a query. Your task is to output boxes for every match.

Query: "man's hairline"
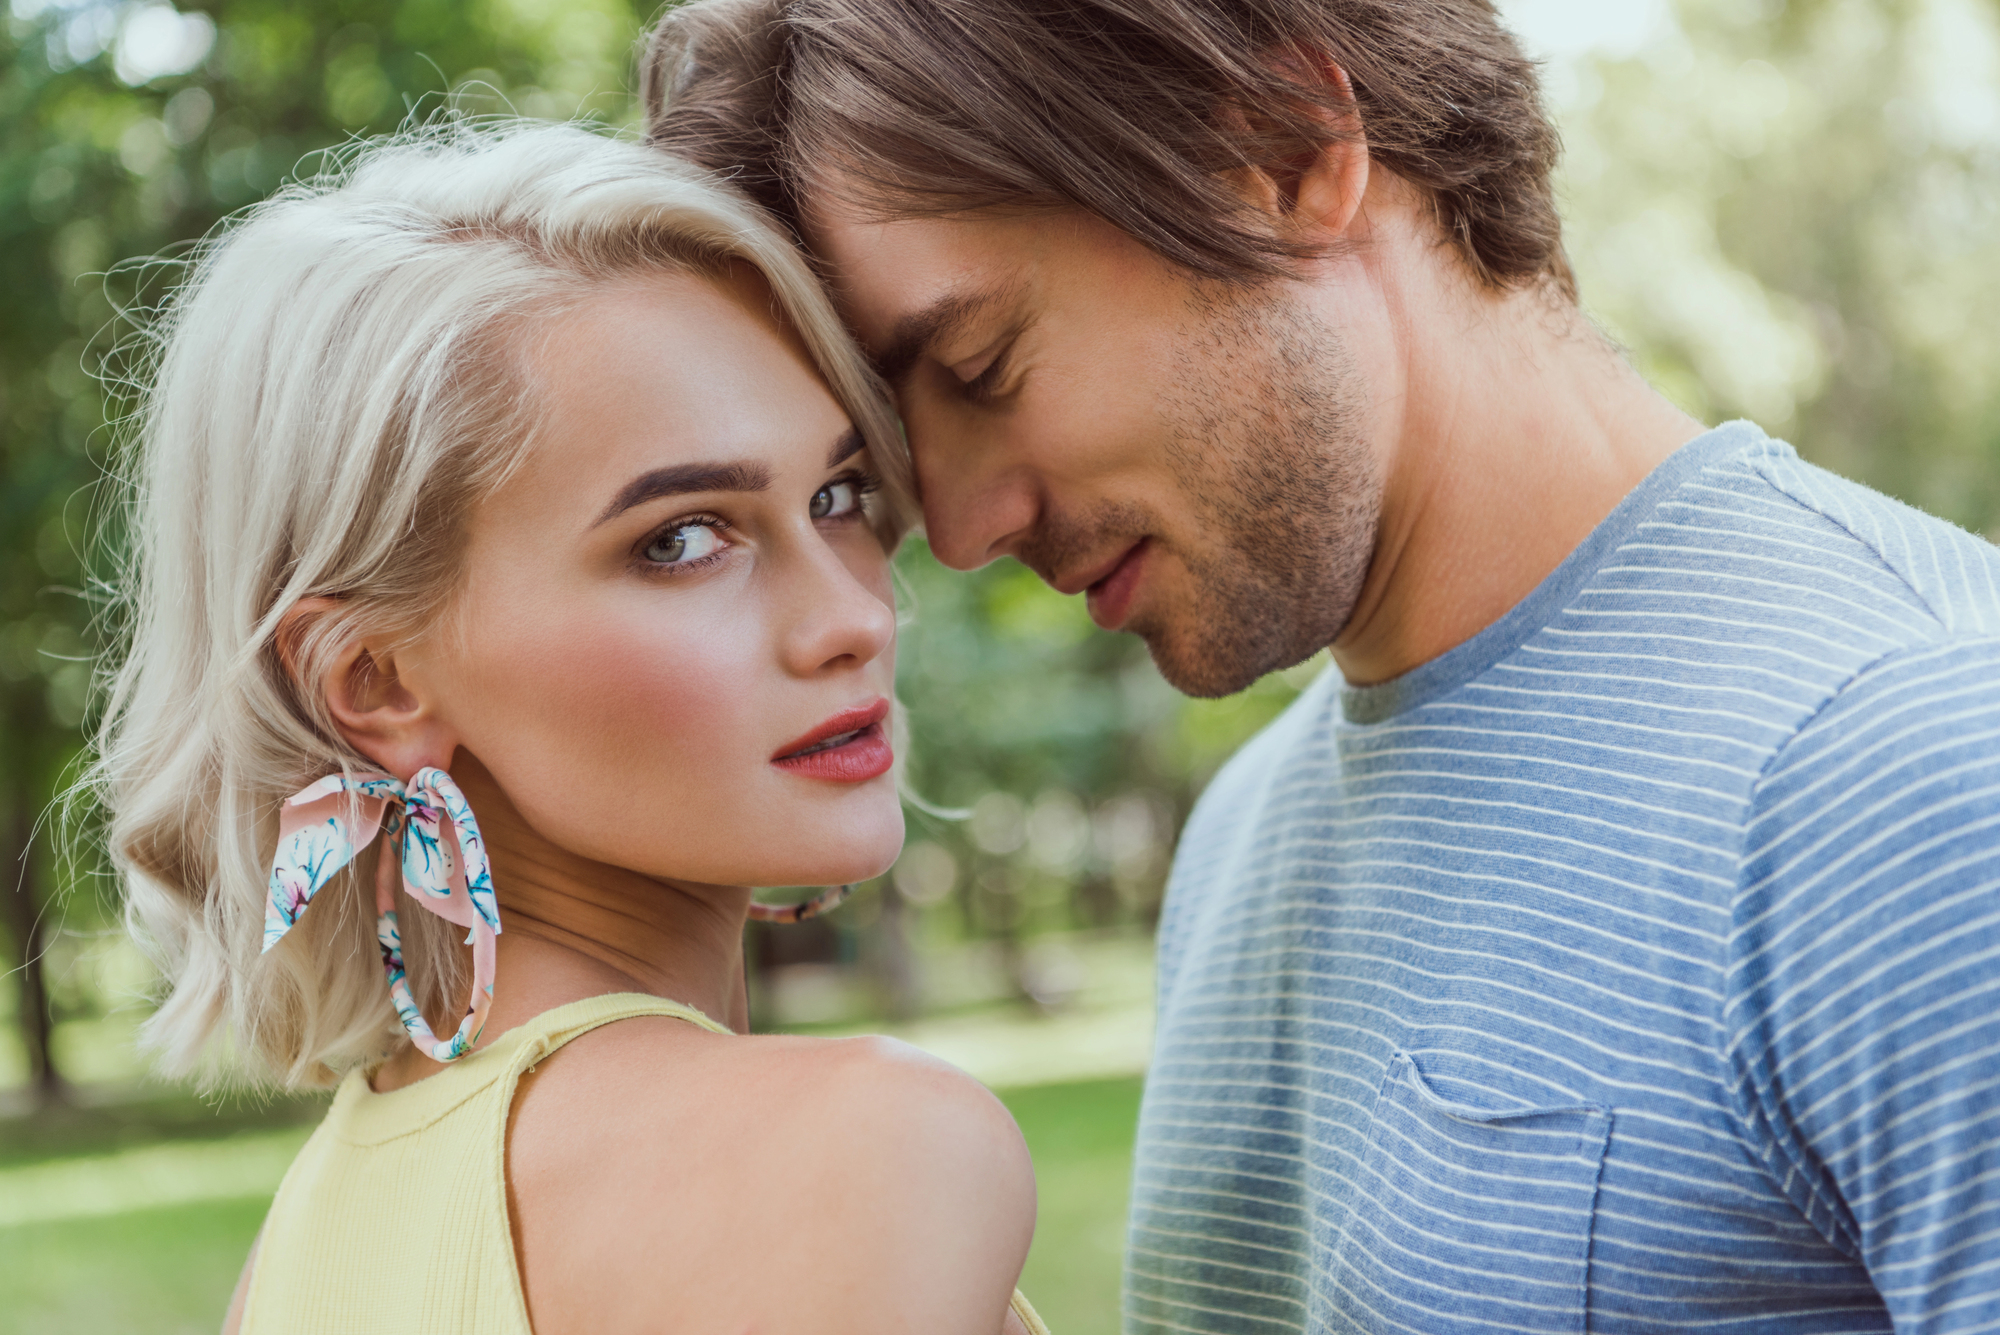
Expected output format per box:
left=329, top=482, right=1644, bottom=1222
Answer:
left=790, top=154, right=1575, bottom=338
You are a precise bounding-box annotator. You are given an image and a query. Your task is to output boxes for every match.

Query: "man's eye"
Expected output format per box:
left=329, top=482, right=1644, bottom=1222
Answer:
left=811, top=480, right=861, bottom=520
left=959, top=351, right=1010, bottom=403
left=644, top=523, right=725, bottom=565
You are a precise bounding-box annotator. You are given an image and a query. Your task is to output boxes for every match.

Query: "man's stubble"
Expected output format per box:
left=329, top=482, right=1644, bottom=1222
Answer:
left=1013, top=281, right=1378, bottom=696
left=1019, top=284, right=1379, bottom=698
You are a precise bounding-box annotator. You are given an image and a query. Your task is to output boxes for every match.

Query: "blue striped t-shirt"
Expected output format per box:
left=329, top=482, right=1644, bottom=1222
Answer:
left=1128, top=422, right=2000, bottom=1334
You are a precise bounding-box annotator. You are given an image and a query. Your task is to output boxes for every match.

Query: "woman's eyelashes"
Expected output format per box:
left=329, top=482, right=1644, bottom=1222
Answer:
left=811, top=469, right=880, bottom=522
left=641, top=516, right=729, bottom=569
left=637, top=471, right=881, bottom=572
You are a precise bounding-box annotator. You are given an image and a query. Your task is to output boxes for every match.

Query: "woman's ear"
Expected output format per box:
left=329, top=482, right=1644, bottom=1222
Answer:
left=275, top=597, right=459, bottom=781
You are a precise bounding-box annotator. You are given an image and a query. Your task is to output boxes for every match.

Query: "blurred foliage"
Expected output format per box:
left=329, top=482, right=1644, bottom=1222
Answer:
left=0, top=0, right=663, bottom=1097
left=3, top=0, right=1999, bottom=1090
left=1558, top=0, right=2000, bottom=531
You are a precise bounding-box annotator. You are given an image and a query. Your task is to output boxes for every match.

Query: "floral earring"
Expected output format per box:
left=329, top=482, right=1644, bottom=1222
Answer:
left=265, top=767, right=499, bottom=1062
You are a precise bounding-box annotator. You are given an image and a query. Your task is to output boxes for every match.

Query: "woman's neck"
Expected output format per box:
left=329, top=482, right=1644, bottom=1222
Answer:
left=372, top=753, right=752, bottom=1093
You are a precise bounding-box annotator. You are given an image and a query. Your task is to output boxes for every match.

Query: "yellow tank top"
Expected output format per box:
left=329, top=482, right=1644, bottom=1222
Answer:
left=242, top=993, right=1051, bottom=1334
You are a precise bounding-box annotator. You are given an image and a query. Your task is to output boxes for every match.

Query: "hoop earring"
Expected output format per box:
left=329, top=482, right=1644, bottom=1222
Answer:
left=265, top=766, right=500, bottom=1063
left=746, top=884, right=853, bottom=924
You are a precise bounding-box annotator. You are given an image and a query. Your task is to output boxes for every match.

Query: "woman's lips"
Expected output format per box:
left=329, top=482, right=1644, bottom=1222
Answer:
left=771, top=699, right=893, bottom=783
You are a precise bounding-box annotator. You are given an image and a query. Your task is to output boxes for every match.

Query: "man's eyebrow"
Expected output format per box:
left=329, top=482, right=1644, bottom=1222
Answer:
left=827, top=428, right=865, bottom=470
left=873, top=286, right=1014, bottom=388
left=591, top=461, right=772, bottom=528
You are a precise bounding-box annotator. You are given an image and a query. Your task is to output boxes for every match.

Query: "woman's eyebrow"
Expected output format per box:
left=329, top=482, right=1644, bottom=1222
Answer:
left=827, top=428, right=864, bottom=469
left=591, top=461, right=772, bottom=528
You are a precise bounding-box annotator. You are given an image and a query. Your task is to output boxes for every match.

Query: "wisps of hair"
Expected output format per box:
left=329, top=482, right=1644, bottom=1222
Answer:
left=89, top=117, right=912, bottom=1089
left=645, top=0, right=1573, bottom=298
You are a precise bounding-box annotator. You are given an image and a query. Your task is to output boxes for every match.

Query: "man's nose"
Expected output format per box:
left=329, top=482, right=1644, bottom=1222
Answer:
left=911, top=432, right=1039, bottom=572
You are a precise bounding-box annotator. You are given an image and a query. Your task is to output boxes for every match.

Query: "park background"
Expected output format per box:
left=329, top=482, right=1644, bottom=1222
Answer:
left=2, top=0, right=1998, bottom=1330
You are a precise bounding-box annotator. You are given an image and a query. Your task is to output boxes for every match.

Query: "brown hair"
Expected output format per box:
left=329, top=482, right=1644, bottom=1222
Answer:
left=643, top=0, right=1573, bottom=298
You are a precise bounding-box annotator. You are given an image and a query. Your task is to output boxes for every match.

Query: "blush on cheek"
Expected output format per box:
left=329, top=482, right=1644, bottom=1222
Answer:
left=453, top=595, right=771, bottom=876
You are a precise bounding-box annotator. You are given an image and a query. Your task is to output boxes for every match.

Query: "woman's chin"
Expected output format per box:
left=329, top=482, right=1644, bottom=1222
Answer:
left=745, top=806, right=906, bottom=891
left=822, top=812, right=908, bottom=886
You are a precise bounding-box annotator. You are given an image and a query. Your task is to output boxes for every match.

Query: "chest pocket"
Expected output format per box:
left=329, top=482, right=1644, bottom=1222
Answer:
left=1330, top=1052, right=1610, bottom=1334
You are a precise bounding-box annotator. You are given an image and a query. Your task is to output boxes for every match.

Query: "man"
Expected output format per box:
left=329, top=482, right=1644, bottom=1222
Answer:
left=646, top=2, right=2000, bottom=1330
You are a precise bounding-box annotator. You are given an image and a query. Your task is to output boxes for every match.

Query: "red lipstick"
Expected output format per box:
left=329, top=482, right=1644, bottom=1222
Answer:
left=771, top=698, right=893, bottom=783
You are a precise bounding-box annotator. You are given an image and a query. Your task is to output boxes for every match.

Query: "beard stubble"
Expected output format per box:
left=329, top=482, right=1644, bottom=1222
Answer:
left=1013, top=283, right=1379, bottom=697
left=1107, top=283, right=1381, bottom=697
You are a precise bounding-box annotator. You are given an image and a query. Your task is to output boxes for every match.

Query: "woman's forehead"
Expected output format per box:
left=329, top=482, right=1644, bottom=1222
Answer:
left=500, top=273, right=852, bottom=523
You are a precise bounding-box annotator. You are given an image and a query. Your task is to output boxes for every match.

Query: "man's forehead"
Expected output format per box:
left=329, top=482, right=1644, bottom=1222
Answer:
left=803, top=198, right=1038, bottom=350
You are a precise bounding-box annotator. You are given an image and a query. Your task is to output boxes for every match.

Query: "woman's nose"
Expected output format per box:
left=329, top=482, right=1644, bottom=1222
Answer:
left=780, top=540, right=897, bottom=678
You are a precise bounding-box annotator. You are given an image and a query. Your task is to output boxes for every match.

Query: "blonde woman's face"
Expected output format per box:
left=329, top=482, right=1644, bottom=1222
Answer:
left=421, top=269, right=903, bottom=891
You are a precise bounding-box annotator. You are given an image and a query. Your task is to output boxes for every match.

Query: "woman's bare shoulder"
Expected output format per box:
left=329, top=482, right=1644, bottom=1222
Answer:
left=746, top=1029, right=1028, bottom=1144
left=508, top=1019, right=1036, bottom=1335
left=518, top=1017, right=1027, bottom=1168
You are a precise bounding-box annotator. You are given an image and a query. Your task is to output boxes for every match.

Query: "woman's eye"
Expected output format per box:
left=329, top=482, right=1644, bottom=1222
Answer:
left=811, top=480, right=861, bottom=520
left=643, top=523, right=724, bottom=566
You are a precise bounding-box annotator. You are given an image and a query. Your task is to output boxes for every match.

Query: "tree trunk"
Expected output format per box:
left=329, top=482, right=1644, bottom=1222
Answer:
left=4, top=795, right=64, bottom=1109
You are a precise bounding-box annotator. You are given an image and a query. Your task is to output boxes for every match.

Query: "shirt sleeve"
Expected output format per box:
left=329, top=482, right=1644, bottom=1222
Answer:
left=1727, top=636, right=2000, bottom=1333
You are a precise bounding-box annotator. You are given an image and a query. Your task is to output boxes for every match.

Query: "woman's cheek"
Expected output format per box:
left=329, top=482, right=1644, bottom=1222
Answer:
left=551, top=593, right=763, bottom=758
left=461, top=589, right=765, bottom=821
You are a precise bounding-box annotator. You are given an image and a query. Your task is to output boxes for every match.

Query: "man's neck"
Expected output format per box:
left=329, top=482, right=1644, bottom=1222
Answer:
left=1328, top=273, right=1704, bottom=688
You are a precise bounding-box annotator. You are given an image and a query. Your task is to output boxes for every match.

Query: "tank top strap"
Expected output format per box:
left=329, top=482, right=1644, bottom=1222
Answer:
left=508, top=992, right=733, bottom=1069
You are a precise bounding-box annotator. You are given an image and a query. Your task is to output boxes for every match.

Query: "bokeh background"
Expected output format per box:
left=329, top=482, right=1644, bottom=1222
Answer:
left=3, top=0, right=1998, bottom=1331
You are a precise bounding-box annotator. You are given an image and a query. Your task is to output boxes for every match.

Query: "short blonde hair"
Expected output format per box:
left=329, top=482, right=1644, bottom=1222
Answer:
left=93, top=119, right=913, bottom=1088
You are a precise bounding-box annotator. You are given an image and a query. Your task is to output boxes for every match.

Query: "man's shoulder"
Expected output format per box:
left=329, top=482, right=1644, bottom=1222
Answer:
left=1153, top=669, right=1337, bottom=976
left=1175, top=668, right=1336, bottom=857
left=1663, top=430, right=2000, bottom=643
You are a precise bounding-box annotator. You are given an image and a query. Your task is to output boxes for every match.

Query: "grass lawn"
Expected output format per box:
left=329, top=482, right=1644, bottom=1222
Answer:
left=0, top=1197, right=273, bottom=1335
left=0, top=1074, right=1142, bottom=1335
left=1008, top=1076, right=1143, bottom=1335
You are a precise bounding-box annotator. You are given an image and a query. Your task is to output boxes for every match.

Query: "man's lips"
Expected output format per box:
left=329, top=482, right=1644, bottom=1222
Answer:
left=1052, top=541, right=1144, bottom=597
left=1082, top=539, right=1150, bottom=632
left=771, top=698, right=893, bottom=782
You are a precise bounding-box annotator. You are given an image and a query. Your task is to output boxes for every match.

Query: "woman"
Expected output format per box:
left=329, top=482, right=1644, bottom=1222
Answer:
left=96, top=120, right=1047, bottom=1334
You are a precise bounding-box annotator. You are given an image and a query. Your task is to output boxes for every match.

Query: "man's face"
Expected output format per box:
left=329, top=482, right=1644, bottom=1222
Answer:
left=810, top=202, right=1383, bottom=698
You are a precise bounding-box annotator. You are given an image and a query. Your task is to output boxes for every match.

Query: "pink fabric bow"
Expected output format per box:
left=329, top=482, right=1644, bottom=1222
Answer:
left=265, top=768, right=499, bottom=1062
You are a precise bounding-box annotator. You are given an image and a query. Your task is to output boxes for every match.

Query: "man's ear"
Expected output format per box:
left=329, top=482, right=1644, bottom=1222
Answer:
left=1232, top=51, right=1371, bottom=250
left=276, top=597, right=459, bottom=782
